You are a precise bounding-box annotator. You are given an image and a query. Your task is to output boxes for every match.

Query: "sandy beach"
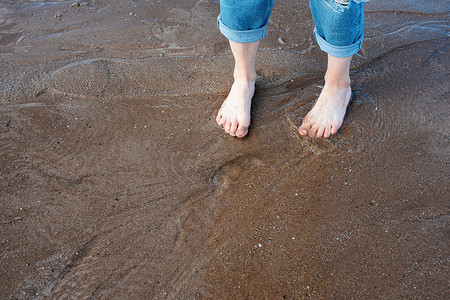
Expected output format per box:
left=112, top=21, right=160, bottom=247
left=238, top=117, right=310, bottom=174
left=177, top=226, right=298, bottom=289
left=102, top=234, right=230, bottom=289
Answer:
left=1, top=0, right=449, bottom=298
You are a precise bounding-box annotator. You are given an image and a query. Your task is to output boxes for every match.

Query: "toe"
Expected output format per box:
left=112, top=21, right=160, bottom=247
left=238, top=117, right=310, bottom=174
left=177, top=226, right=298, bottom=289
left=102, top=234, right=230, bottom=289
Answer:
left=224, top=121, right=232, bottom=134
left=323, top=126, right=331, bottom=138
left=217, top=117, right=224, bottom=128
left=330, top=125, right=338, bottom=135
left=236, top=124, right=249, bottom=138
left=229, top=121, right=238, bottom=136
left=299, top=121, right=311, bottom=136
left=308, top=125, right=319, bottom=138
left=316, top=126, right=325, bottom=138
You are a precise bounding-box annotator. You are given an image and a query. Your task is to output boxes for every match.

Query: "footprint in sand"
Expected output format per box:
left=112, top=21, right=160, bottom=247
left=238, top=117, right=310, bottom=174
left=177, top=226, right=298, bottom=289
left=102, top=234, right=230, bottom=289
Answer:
left=212, top=155, right=265, bottom=191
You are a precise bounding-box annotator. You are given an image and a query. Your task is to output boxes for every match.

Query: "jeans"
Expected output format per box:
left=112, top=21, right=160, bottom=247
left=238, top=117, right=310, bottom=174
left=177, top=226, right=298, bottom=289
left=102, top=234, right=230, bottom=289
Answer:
left=217, top=0, right=365, bottom=58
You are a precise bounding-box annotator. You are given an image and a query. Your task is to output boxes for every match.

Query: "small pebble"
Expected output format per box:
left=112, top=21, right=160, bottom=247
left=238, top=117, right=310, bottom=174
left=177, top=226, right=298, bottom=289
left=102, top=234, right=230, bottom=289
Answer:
left=55, top=10, right=66, bottom=18
left=278, top=37, right=288, bottom=46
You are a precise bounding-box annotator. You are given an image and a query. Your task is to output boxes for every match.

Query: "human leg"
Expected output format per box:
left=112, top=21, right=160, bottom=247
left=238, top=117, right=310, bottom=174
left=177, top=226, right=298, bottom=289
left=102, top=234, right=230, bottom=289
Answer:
left=299, top=54, right=352, bottom=138
left=216, top=0, right=273, bottom=137
left=300, top=0, right=365, bottom=138
left=216, top=40, right=258, bottom=137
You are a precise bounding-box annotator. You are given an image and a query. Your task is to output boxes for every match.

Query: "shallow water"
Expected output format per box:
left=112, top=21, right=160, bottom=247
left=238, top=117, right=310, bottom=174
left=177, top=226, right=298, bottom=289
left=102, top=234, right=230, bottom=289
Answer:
left=1, top=0, right=449, bottom=298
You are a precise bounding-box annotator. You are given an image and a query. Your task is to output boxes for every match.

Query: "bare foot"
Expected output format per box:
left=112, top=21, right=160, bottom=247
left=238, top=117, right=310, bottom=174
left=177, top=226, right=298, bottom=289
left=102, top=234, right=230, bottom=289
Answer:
left=299, top=81, right=351, bottom=138
left=216, top=80, right=254, bottom=138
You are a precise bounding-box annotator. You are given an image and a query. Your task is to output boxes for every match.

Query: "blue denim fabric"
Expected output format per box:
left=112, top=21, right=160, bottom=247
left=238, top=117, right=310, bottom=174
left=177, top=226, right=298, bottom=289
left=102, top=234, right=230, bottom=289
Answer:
left=218, top=0, right=365, bottom=57
left=310, top=0, right=365, bottom=57
left=217, top=0, right=273, bottom=43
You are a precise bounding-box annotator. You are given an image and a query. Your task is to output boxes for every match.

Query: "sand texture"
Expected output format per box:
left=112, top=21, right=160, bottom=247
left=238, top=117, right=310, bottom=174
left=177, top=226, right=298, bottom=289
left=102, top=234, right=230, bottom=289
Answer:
left=0, top=0, right=449, bottom=299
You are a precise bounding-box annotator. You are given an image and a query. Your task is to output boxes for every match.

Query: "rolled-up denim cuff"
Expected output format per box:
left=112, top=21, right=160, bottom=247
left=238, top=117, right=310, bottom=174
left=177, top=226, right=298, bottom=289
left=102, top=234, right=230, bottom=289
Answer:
left=313, top=28, right=363, bottom=58
left=217, top=16, right=269, bottom=43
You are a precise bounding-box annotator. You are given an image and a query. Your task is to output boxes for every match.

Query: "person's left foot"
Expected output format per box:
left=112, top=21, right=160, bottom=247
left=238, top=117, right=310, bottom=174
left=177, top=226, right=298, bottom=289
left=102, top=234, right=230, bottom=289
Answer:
left=299, top=81, right=351, bottom=138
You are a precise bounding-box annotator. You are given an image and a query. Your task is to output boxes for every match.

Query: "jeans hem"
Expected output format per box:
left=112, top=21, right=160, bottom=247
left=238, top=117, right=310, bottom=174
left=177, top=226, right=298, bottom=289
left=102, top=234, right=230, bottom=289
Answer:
left=217, top=16, right=269, bottom=43
left=313, top=28, right=363, bottom=57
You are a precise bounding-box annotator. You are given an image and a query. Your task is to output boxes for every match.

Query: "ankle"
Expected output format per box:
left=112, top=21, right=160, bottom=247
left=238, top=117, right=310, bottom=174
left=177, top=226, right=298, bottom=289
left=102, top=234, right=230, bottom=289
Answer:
left=324, top=76, right=351, bottom=89
left=233, top=66, right=257, bottom=83
left=233, top=73, right=257, bottom=84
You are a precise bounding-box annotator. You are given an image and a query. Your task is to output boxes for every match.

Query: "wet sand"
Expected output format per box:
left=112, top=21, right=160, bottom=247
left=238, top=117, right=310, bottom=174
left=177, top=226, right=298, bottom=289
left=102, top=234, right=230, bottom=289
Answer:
left=0, top=0, right=449, bottom=298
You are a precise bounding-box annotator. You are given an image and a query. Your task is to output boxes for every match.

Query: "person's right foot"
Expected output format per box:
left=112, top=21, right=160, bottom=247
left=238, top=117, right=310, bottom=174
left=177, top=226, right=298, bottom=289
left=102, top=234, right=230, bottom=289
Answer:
left=216, top=80, right=254, bottom=138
